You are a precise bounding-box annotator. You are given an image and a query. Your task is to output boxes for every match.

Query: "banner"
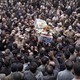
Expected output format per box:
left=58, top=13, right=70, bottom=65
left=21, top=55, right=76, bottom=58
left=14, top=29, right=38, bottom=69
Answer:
left=34, top=19, right=48, bottom=32
left=34, top=18, right=53, bottom=44
left=38, top=34, right=53, bottom=44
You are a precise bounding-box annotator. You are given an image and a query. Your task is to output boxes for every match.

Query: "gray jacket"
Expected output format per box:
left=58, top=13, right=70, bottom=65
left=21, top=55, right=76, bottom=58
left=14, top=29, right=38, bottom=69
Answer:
left=57, top=69, right=74, bottom=80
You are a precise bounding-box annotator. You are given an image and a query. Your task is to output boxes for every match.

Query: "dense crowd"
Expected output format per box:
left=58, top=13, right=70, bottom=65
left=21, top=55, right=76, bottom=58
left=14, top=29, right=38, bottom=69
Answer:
left=0, top=0, right=80, bottom=80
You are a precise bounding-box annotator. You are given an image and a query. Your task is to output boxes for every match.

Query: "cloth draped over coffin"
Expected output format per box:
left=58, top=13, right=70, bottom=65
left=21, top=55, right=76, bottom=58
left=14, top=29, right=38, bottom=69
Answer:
left=34, top=19, right=53, bottom=44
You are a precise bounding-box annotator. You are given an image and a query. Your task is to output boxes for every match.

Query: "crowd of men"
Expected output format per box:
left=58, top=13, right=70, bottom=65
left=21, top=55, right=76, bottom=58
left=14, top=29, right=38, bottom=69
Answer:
left=0, top=0, right=80, bottom=80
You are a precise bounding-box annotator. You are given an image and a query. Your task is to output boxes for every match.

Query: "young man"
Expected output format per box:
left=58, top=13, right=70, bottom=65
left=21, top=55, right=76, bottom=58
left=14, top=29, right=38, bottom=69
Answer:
left=57, top=60, right=74, bottom=80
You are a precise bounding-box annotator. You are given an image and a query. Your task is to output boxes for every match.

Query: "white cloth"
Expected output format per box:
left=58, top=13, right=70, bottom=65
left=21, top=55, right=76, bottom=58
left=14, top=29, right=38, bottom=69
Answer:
left=23, top=63, right=28, bottom=72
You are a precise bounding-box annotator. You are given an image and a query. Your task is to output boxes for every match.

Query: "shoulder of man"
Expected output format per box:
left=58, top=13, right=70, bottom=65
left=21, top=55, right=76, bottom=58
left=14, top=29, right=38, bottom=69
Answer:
left=4, top=73, right=13, bottom=80
left=24, top=71, right=37, bottom=80
left=35, top=71, right=43, bottom=80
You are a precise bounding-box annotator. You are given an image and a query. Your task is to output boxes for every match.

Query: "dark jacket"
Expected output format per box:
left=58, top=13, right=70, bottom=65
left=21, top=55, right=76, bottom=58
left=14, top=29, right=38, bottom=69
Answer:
left=24, top=71, right=37, bottom=80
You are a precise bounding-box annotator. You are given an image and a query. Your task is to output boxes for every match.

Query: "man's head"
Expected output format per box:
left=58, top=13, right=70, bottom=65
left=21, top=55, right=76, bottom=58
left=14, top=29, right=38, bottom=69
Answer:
left=69, top=45, right=75, bottom=54
left=12, top=72, right=23, bottom=80
left=46, top=65, right=53, bottom=75
left=11, top=63, right=17, bottom=72
left=48, top=49, right=54, bottom=57
left=12, top=43, right=18, bottom=49
left=41, top=56, right=48, bottom=65
left=17, top=63, right=23, bottom=72
left=29, top=62, right=38, bottom=73
left=24, top=56, right=28, bottom=63
left=64, top=51, right=70, bottom=60
left=65, top=60, right=73, bottom=71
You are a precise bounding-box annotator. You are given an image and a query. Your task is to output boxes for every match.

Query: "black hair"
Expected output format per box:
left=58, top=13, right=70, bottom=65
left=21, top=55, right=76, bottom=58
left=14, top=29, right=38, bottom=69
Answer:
left=4, top=59, right=10, bottom=67
left=24, top=56, right=28, bottom=63
left=73, top=62, right=80, bottom=76
left=12, top=50, right=18, bottom=55
left=48, top=49, right=54, bottom=52
left=12, top=43, right=17, bottom=49
left=11, top=63, right=17, bottom=72
left=17, top=54, right=22, bottom=60
left=39, top=50, right=44, bottom=57
left=65, top=60, right=73, bottom=71
left=41, top=56, right=48, bottom=65
left=46, top=65, right=53, bottom=75
left=29, top=62, right=38, bottom=73
left=17, top=63, right=23, bottom=71
left=69, top=45, right=75, bottom=54
left=58, top=44, right=63, bottom=51
left=64, top=50, right=70, bottom=59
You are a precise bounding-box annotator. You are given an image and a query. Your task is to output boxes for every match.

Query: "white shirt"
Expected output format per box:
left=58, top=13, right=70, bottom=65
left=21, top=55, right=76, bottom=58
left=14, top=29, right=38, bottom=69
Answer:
left=23, top=63, right=28, bottom=72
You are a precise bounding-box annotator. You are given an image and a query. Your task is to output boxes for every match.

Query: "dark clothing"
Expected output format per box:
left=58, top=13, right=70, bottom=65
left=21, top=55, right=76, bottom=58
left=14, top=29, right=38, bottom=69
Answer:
left=1, top=67, right=11, bottom=76
left=24, top=71, right=37, bottom=80
left=43, top=75, right=55, bottom=80
left=24, top=70, right=43, bottom=80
